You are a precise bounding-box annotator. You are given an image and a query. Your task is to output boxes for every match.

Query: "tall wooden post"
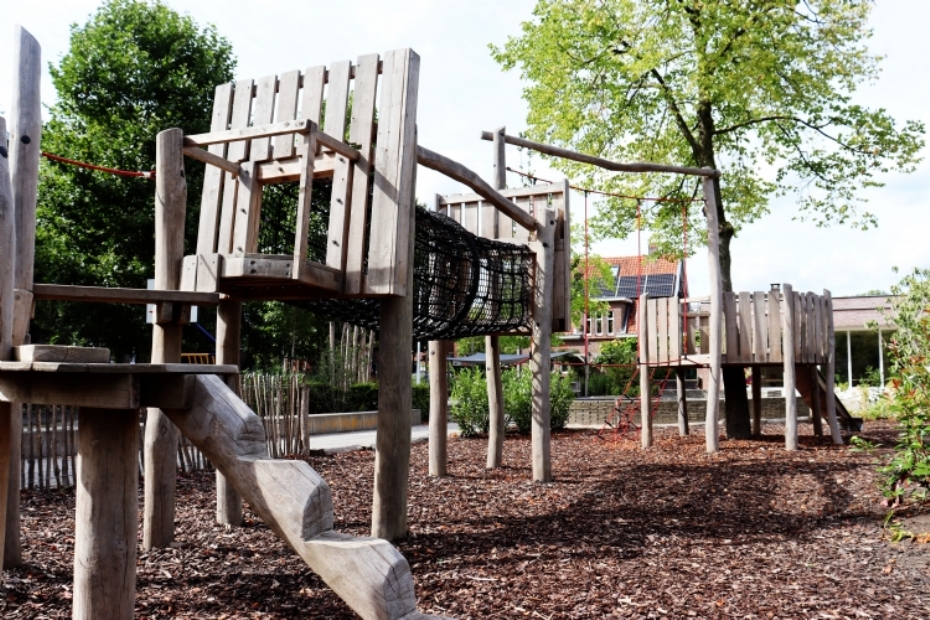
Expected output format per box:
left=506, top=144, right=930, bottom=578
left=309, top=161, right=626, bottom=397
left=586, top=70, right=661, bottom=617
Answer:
left=782, top=284, right=798, bottom=451
left=143, top=128, right=186, bottom=549
left=486, top=126, right=506, bottom=469
left=74, top=408, right=139, bottom=620
left=676, top=367, right=689, bottom=436
left=702, top=174, right=723, bottom=454
left=215, top=300, right=243, bottom=525
left=0, top=116, right=16, bottom=568
left=6, top=27, right=41, bottom=568
left=639, top=293, right=653, bottom=448
left=428, top=340, right=448, bottom=476
left=823, top=290, right=843, bottom=444
left=751, top=365, right=762, bottom=435
left=530, top=208, right=556, bottom=483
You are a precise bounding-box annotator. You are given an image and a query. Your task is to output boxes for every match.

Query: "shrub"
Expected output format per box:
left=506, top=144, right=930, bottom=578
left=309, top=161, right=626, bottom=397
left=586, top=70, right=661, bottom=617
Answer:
left=503, top=368, right=575, bottom=434
left=412, top=382, right=431, bottom=422
left=450, top=367, right=490, bottom=437
left=348, top=382, right=379, bottom=412
left=304, top=380, right=340, bottom=414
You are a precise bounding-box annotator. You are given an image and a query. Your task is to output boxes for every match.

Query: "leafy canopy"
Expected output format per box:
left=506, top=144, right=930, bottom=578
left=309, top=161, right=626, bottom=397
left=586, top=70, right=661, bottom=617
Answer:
left=35, top=0, right=234, bottom=358
left=492, top=0, right=924, bottom=259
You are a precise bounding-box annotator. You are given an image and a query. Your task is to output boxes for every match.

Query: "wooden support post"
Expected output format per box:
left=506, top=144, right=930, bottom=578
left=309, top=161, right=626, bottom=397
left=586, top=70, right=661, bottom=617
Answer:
left=74, top=408, right=139, bottom=620
left=428, top=340, right=448, bottom=477
left=782, top=284, right=798, bottom=451
left=639, top=293, right=653, bottom=448
left=143, top=128, right=186, bottom=549
left=372, top=129, right=417, bottom=540
left=215, top=299, right=243, bottom=525
left=811, top=364, right=823, bottom=437
left=0, top=117, right=13, bottom=568
left=486, top=126, right=506, bottom=469
left=676, top=368, right=689, bottom=436
left=823, top=290, right=843, bottom=444
left=6, top=27, right=41, bottom=569
left=702, top=175, right=723, bottom=454
left=529, top=208, right=556, bottom=483
left=751, top=365, right=762, bottom=436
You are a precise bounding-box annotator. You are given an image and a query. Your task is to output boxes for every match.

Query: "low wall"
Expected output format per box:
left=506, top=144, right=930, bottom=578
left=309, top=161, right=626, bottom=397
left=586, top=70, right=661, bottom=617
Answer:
left=569, top=395, right=812, bottom=427
left=304, top=409, right=421, bottom=435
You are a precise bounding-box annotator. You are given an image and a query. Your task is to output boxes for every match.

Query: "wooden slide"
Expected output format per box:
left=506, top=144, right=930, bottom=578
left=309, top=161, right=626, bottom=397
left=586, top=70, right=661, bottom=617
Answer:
left=795, top=367, right=862, bottom=432
left=164, top=374, right=448, bottom=620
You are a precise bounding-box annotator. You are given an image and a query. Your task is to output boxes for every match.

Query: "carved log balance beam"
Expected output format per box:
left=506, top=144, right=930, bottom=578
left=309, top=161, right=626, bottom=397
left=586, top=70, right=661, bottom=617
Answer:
left=479, top=131, right=720, bottom=179
left=416, top=145, right=538, bottom=232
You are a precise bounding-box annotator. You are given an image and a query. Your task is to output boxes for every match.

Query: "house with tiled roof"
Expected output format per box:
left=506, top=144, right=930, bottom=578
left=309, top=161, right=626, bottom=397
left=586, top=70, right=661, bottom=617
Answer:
left=561, top=253, right=685, bottom=358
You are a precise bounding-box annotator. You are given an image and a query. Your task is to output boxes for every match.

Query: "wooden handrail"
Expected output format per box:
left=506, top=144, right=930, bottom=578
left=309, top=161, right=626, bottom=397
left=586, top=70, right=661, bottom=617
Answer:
left=416, top=145, right=538, bottom=232
left=184, top=119, right=314, bottom=147
left=480, top=131, right=720, bottom=179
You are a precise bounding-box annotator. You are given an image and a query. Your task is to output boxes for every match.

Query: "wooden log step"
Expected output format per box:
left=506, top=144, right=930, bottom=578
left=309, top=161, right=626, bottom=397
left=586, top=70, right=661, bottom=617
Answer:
left=15, top=345, right=109, bottom=363
left=165, top=375, right=447, bottom=620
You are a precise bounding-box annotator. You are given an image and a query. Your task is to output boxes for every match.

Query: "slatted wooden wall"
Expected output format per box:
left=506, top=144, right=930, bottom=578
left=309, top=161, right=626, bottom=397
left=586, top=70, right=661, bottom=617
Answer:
left=187, top=48, right=419, bottom=297
left=645, top=288, right=830, bottom=366
left=438, top=181, right=571, bottom=332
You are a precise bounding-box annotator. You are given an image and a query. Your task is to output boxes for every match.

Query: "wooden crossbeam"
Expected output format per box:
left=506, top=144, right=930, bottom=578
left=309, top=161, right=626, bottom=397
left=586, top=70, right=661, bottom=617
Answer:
left=33, top=283, right=220, bottom=305
left=185, top=119, right=313, bottom=147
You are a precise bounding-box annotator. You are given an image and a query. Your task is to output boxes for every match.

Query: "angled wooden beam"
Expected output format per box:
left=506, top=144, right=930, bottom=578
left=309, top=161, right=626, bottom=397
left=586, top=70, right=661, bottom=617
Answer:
left=416, top=145, right=538, bottom=232
left=185, top=119, right=313, bottom=147
left=480, top=131, right=720, bottom=178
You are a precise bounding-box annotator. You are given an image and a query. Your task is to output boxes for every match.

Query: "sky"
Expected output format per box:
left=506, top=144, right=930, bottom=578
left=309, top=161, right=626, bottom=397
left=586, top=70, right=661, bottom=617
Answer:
left=1, top=0, right=928, bottom=298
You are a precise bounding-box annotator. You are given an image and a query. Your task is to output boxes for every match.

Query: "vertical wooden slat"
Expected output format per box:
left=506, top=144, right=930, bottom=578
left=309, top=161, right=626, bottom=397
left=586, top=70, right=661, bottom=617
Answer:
left=669, top=297, right=681, bottom=361
left=768, top=291, right=782, bottom=363
left=231, top=161, right=262, bottom=256
left=291, top=131, right=319, bottom=271
left=272, top=70, right=301, bottom=159
left=738, top=291, right=752, bottom=364
left=657, top=297, right=669, bottom=364
left=217, top=79, right=254, bottom=254
left=344, top=53, right=380, bottom=294
left=195, top=84, right=233, bottom=255
left=249, top=74, right=278, bottom=161
left=723, top=291, right=738, bottom=363
left=301, top=65, right=326, bottom=126
left=646, top=298, right=659, bottom=364
left=461, top=202, right=479, bottom=235
left=794, top=291, right=803, bottom=362
left=752, top=292, right=767, bottom=363
left=365, top=48, right=420, bottom=295
left=512, top=197, right=530, bottom=242
left=323, top=60, right=354, bottom=274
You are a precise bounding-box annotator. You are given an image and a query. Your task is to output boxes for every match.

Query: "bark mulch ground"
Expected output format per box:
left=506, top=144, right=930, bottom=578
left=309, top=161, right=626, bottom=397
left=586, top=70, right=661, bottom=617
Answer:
left=2, top=420, right=928, bottom=619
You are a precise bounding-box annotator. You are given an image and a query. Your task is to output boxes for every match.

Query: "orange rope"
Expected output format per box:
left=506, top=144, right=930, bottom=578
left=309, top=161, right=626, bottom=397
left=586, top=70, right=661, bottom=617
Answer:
left=42, top=151, right=155, bottom=179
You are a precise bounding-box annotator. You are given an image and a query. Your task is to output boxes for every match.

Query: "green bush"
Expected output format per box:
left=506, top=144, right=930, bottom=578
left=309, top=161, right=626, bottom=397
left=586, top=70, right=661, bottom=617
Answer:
left=412, top=382, right=431, bottom=422
left=304, top=380, right=340, bottom=414
left=450, top=367, right=490, bottom=437
left=348, top=382, right=379, bottom=412
left=503, top=369, right=575, bottom=434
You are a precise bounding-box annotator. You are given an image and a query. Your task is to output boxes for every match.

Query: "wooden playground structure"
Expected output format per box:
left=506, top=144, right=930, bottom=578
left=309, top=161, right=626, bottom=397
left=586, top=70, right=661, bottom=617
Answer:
left=0, top=21, right=855, bottom=620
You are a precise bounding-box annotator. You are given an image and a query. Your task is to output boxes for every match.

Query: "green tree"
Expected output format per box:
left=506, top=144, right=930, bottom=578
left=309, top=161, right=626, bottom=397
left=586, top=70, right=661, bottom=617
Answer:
left=493, top=0, right=924, bottom=439
left=34, top=0, right=235, bottom=359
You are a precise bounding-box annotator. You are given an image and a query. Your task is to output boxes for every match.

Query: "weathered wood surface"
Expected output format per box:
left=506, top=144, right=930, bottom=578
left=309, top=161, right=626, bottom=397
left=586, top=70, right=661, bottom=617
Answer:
left=185, top=118, right=313, bottom=148
left=823, top=290, right=843, bottom=444
left=32, top=283, right=219, bottom=305
left=165, top=375, right=446, bottom=620
left=676, top=368, right=689, bottom=436
left=417, top=146, right=537, bottom=233
left=14, top=345, right=108, bottom=364
left=703, top=175, right=723, bottom=454
left=74, top=407, right=139, bottom=620
left=366, top=48, right=420, bottom=296
left=182, top=145, right=240, bottom=176
left=752, top=292, right=766, bottom=363
left=530, top=209, right=556, bottom=481
left=782, top=285, right=798, bottom=451
left=639, top=293, right=653, bottom=449
left=0, top=117, right=15, bottom=362
left=144, top=128, right=186, bottom=550
left=428, top=340, right=448, bottom=477
left=486, top=129, right=506, bottom=470
left=196, top=82, right=233, bottom=255
left=216, top=299, right=243, bottom=526
left=480, top=131, right=720, bottom=178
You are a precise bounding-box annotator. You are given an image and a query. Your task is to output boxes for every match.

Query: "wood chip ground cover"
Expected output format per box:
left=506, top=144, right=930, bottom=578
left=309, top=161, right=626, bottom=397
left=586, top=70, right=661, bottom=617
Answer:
left=1, top=421, right=928, bottom=618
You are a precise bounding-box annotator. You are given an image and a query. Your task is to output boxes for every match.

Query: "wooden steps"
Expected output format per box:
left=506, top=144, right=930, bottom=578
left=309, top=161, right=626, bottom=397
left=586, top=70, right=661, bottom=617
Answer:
left=164, top=374, right=449, bottom=620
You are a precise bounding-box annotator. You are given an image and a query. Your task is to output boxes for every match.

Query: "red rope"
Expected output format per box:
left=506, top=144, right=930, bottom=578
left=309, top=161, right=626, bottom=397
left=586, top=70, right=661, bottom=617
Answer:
left=42, top=151, right=155, bottom=179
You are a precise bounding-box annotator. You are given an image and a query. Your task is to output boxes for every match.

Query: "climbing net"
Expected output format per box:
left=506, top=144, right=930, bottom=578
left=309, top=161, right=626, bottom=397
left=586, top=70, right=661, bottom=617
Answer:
left=261, top=180, right=532, bottom=340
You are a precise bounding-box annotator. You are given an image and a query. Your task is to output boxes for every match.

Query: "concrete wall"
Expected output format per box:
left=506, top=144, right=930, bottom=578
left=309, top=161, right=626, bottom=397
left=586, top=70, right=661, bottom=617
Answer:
left=304, top=409, right=421, bottom=435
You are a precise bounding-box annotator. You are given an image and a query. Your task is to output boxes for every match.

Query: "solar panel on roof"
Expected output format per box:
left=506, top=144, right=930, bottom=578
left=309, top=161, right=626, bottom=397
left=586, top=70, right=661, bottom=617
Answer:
left=616, top=275, right=644, bottom=298
left=644, top=273, right=676, bottom=297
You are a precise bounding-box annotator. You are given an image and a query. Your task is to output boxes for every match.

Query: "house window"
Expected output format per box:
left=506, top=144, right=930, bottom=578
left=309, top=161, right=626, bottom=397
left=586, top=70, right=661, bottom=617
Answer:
left=607, top=312, right=615, bottom=335
left=595, top=315, right=603, bottom=335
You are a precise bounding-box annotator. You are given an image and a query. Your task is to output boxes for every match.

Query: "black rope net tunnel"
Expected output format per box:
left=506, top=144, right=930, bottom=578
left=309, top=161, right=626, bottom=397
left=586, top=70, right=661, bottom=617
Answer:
left=260, top=180, right=532, bottom=340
